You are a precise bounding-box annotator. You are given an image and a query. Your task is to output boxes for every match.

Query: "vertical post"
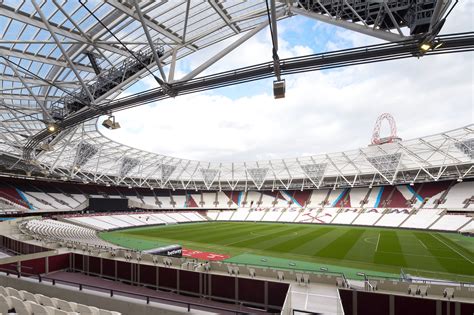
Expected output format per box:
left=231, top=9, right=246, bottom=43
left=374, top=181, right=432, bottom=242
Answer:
left=270, top=0, right=278, bottom=51
left=352, top=290, right=357, bottom=315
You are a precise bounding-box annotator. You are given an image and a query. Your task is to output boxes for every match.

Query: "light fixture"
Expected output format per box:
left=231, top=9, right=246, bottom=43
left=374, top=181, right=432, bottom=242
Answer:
left=102, top=115, right=121, bottom=130
left=420, top=40, right=443, bottom=53
left=433, top=41, right=444, bottom=49
left=46, top=122, right=59, bottom=133
left=273, top=79, right=286, bottom=99
left=420, top=43, right=431, bottom=52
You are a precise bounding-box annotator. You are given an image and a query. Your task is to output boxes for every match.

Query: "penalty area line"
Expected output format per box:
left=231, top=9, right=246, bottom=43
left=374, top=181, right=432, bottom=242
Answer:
left=431, top=233, right=473, bottom=264
left=418, top=239, right=428, bottom=249
left=375, top=233, right=381, bottom=252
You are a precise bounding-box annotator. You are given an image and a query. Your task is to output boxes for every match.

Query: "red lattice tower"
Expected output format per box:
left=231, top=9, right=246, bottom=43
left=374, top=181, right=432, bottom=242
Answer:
left=371, top=113, right=400, bottom=145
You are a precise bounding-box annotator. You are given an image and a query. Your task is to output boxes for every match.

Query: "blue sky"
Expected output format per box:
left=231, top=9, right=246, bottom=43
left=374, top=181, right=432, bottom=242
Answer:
left=102, top=2, right=473, bottom=162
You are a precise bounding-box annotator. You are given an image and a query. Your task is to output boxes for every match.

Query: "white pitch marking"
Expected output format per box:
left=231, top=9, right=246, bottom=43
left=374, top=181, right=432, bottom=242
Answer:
left=304, top=289, right=309, bottom=310
left=418, top=239, right=428, bottom=249
left=375, top=233, right=381, bottom=252
left=431, top=233, right=473, bottom=264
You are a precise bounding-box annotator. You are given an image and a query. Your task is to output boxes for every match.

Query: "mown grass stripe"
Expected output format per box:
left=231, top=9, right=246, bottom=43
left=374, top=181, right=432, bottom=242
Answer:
left=99, top=222, right=474, bottom=282
left=316, top=229, right=365, bottom=259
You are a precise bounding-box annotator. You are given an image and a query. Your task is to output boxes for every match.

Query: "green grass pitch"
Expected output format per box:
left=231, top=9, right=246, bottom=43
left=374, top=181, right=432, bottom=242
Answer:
left=99, top=222, right=474, bottom=282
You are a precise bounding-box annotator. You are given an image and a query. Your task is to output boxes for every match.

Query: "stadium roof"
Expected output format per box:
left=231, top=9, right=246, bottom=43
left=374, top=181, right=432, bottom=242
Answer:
left=0, top=0, right=472, bottom=190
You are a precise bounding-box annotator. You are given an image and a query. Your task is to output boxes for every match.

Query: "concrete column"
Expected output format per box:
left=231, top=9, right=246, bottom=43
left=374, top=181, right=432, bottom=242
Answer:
left=352, top=290, right=357, bottom=315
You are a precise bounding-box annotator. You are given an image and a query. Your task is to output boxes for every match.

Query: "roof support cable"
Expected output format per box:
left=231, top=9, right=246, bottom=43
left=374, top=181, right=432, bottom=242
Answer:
left=265, top=0, right=281, bottom=81
left=78, top=0, right=176, bottom=97
left=265, top=0, right=285, bottom=98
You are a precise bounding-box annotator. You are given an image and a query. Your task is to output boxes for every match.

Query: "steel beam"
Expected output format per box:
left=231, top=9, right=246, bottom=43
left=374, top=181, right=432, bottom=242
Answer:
left=291, top=6, right=408, bottom=42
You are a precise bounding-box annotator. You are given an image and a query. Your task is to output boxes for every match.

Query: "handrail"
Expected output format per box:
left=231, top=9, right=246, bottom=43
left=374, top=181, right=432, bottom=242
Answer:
left=0, top=267, right=280, bottom=314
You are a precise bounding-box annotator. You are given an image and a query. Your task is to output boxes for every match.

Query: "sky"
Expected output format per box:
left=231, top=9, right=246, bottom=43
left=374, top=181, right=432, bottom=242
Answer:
left=101, top=2, right=473, bottom=162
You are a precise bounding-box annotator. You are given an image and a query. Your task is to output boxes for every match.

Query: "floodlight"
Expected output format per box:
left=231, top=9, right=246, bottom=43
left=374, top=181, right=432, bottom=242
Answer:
left=46, top=122, right=59, bottom=133
left=273, top=79, right=285, bottom=99
left=420, top=43, right=431, bottom=51
left=102, top=115, right=121, bottom=130
left=433, top=41, right=444, bottom=49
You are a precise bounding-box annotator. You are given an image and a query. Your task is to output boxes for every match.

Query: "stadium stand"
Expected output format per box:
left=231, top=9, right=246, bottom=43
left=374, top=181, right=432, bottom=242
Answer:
left=1, top=177, right=472, bottom=233
left=263, top=207, right=284, bottom=221
left=230, top=207, right=250, bottom=221
left=308, top=189, right=328, bottom=207
left=349, top=188, right=369, bottom=208
left=374, top=209, right=411, bottom=227
left=278, top=207, right=301, bottom=222
left=0, top=285, right=120, bottom=315
left=20, top=219, right=111, bottom=246
left=442, top=181, right=474, bottom=209
left=332, top=208, right=360, bottom=225
left=401, top=209, right=444, bottom=229
left=352, top=209, right=383, bottom=226
left=429, top=213, right=472, bottom=231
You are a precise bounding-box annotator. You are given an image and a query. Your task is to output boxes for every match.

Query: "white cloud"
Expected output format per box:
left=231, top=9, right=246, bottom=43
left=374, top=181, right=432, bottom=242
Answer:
left=102, top=6, right=473, bottom=162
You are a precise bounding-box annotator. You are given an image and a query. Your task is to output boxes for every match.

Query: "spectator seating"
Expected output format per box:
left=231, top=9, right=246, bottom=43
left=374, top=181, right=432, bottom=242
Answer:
left=277, top=208, right=301, bottom=222
left=374, top=209, right=411, bottom=227
left=308, top=190, right=327, bottom=207
left=442, top=182, right=474, bottom=209
left=215, top=210, right=234, bottom=221
left=332, top=209, right=359, bottom=225
left=21, top=219, right=111, bottom=247
left=0, top=285, right=120, bottom=315
left=262, top=207, right=284, bottom=221
left=352, top=209, right=382, bottom=226
left=202, top=192, right=216, bottom=207
left=401, top=209, right=443, bottom=229
left=429, top=214, right=472, bottom=231
left=349, top=188, right=369, bottom=208
left=230, top=208, right=250, bottom=221
left=64, top=212, right=207, bottom=231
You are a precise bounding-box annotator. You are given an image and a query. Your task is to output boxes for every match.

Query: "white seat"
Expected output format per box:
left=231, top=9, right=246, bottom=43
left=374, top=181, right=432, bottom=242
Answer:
left=0, top=286, right=8, bottom=297
left=6, top=287, right=24, bottom=300
left=54, top=298, right=77, bottom=312
left=47, top=306, right=79, bottom=315
left=26, top=300, right=55, bottom=315
left=37, top=294, right=58, bottom=308
left=76, top=304, right=100, bottom=315
left=10, top=296, right=32, bottom=314
left=0, top=294, right=13, bottom=315
left=20, top=290, right=40, bottom=303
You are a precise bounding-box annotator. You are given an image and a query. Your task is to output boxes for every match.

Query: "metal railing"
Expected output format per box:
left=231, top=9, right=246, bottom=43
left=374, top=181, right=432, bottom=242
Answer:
left=51, top=41, right=164, bottom=119
left=0, top=268, right=262, bottom=315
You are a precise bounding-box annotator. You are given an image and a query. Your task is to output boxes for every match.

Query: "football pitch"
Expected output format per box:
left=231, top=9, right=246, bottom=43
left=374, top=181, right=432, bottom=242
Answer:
left=100, top=222, right=474, bottom=282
